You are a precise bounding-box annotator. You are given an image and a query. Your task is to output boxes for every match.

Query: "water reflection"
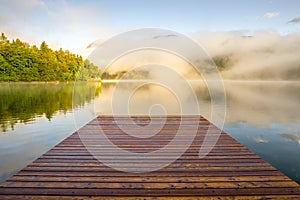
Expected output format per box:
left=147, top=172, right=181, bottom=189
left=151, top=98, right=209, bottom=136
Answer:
left=91, top=81, right=300, bottom=183
left=1, top=81, right=299, bottom=145
left=225, top=81, right=300, bottom=125
left=223, top=81, right=300, bottom=184
left=92, top=81, right=300, bottom=125
left=281, top=133, right=300, bottom=145
left=0, top=82, right=101, bottom=132
left=0, top=81, right=299, bottom=184
left=92, top=80, right=211, bottom=116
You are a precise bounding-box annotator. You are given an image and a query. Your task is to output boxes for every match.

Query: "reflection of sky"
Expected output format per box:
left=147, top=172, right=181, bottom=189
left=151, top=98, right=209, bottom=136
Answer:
left=224, top=122, right=300, bottom=183
left=222, top=82, right=300, bottom=184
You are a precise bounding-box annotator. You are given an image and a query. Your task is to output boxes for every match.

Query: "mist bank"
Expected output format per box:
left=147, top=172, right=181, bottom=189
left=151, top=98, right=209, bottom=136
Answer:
left=86, top=31, right=300, bottom=81
left=195, top=31, right=300, bottom=80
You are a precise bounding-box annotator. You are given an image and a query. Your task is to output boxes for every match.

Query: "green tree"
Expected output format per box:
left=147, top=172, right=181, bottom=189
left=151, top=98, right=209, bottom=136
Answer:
left=77, top=60, right=101, bottom=81
left=0, top=33, right=8, bottom=43
left=0, top=33, right=100, bottom=82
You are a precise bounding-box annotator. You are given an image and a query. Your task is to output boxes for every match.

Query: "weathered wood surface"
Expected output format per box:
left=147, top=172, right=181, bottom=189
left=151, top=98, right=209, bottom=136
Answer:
left=0, top=116, right=299, bottom=199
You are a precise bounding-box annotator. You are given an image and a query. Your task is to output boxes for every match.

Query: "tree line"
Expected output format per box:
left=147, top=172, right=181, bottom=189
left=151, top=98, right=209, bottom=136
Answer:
left=0, top=33, right=101, bottom=81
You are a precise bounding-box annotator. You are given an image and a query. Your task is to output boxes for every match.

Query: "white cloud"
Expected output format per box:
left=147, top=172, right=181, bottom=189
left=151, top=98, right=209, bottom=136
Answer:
left=0, top=0, right=117, bottom=54
left=262, top=12, right=279, bottom=19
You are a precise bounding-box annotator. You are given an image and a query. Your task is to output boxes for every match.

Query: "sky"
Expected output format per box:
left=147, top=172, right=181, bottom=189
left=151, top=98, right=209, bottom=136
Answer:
left=1, top=0, right=300, bottom=55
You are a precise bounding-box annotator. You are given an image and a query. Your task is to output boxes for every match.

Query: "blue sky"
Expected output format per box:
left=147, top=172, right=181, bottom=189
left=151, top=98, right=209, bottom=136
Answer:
left=100, top=0, right=300, bottom=33
left=1, top=0, right=300, bottom=54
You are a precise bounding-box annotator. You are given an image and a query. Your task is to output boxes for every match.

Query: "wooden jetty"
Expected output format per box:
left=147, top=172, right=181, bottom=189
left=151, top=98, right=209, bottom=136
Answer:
left=0, top=115, right=300, bottom=199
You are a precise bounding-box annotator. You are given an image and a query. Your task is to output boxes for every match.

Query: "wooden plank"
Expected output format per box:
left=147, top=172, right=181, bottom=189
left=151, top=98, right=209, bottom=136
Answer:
left=2, top=180, right=298, bottom=189
left=1, top=195, right=300, bottom=200
left=33, top=158, right=269, bottom=164
left=15, top=170, right=285, bottom=177
left=21, top=167, right=278, bottom=173
left=0, top=115, right=299, bottom=199
left=8, top=175, right=292, bottom=182
left=1, top=187, right=300, bottom=196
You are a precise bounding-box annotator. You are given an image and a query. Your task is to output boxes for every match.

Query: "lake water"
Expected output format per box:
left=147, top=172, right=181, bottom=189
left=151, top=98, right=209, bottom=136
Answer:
left=0, top=81, right=300, bottom=184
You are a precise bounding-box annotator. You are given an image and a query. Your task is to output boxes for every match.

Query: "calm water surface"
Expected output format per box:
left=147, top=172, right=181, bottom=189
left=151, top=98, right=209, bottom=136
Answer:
left=0, top=81, right=299, bottom=183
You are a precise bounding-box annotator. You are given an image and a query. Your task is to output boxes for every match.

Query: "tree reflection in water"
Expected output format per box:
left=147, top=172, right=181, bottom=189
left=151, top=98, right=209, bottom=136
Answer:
left=0, top=82, right=101, bottom=132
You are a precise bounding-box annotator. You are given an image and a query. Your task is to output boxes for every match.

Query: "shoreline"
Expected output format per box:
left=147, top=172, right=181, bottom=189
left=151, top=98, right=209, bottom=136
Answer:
left=1, top=79, right=300, bottom=84
left=0, top=80, right=101, bottom=84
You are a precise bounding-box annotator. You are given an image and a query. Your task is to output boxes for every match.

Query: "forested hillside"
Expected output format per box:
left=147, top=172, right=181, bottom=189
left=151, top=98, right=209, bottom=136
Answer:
left=0, top=33, right=100, bottom=81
